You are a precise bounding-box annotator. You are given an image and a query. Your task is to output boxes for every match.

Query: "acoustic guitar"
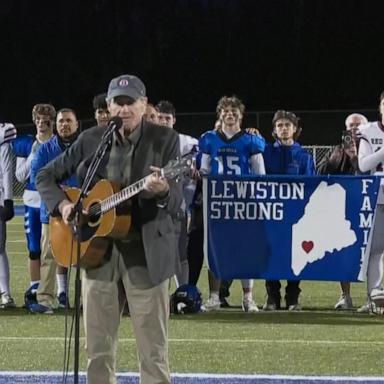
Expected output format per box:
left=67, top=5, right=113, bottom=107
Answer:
left=49, top=156, right=192, bottom=268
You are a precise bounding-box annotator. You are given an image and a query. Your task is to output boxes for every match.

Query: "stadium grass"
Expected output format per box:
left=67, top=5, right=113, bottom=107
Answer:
left=1, top=216, right=383, bottom=376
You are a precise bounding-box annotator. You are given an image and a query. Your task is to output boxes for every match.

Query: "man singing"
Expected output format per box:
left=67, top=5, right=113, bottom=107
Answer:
left=36, top=74, right=182, bottom=384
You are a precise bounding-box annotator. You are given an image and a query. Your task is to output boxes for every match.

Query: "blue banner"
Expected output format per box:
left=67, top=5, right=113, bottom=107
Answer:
left=203, top=175, right=380, bottom=282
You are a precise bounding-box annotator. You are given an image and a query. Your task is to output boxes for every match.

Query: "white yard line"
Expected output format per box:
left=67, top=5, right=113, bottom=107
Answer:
left=0, top=336, right=383, bottom=346
left=0, top=371, right=383, bottom=382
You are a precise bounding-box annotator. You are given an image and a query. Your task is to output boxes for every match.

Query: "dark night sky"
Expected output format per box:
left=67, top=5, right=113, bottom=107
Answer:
left=0, top=0, right=382, bottom=126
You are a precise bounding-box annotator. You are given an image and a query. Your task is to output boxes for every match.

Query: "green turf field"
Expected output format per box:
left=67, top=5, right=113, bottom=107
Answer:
left=1, top=216, right=383, bottom=376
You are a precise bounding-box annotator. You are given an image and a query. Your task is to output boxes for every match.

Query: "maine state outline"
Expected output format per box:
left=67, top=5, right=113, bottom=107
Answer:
left=291, top=181, right=357, bottom=275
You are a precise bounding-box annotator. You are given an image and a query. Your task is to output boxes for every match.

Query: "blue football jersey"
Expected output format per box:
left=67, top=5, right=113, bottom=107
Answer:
left=11, top=135, right=34, bottom=158
left=199, top=130, right=265, bottom=175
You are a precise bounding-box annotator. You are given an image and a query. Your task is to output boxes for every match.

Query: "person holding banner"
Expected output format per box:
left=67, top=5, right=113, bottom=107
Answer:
left=262, top=110, right=315, bottom=311
left=199, top=95, right=265, bottom=312
left=318, top=113, right=368, bottom=310
left=357, top=91, right=384, bottom=313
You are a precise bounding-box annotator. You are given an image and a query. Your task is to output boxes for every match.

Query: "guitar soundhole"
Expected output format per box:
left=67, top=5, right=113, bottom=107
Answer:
left=87, top=202, right=101, bottom=226
left=76, top=202, right=101, bottom=242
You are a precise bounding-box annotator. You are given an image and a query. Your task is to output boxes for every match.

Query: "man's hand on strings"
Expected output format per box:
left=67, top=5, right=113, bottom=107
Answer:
left=58, top=200, right=75, bottom=225
left=58, top=199, right=89, bottom=225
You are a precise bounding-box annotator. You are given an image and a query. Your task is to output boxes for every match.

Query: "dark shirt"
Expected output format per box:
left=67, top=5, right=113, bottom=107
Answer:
left=107, top=123, right=142, bottom=187
left=106, top=123, right=146, bottom=267
left=317, top=145, right=359, bottom=175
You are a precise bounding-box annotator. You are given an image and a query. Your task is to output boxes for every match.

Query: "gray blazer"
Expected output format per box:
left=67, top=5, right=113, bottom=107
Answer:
left=36, top=121, right=183, bottom=285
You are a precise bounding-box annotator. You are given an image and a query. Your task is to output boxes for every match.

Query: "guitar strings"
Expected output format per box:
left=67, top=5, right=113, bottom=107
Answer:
left=86, top=176, right=149, bottom=217
left=86, top=159, right=190, bottom=218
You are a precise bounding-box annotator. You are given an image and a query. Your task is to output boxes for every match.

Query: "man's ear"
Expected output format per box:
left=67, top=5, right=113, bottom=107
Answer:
left=140, top=97, right=148, bottom=114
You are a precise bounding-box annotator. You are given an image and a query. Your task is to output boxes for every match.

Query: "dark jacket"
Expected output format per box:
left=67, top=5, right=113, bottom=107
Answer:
left=263, top=141, right=315, bottom=175
left=317, top=145, right=359, bottom=175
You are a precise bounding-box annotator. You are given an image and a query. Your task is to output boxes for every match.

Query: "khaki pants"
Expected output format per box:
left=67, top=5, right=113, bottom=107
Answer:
left=82, top=245, right=170, bottom=384
left=36, top=224, right=57, bottom=307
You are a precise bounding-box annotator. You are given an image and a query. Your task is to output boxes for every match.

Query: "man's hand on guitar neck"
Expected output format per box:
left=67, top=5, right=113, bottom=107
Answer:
left=144, top=166, right=170, bottom=198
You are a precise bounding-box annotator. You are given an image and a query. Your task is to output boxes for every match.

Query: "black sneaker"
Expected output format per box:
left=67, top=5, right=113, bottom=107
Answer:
left=24, top=283, right=39, bottom=309
left=220, top=297, right=231, bottom=308
left=263, top=296, right=281, bottom=311
left=57, top=292, right=70, bottom=309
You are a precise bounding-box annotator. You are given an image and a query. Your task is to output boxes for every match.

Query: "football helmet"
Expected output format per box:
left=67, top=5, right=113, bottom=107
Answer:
left=171, top=284, right=202, bottom=314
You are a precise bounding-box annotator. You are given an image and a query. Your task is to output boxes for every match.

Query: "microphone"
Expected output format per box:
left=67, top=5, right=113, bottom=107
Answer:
left=102, top=116, right=123, bottom=140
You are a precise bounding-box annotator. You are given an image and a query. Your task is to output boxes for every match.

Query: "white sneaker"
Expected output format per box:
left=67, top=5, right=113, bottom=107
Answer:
left=357, top=302, right=374, bottom=313
left=201, top=297, right=221, bottom=312
left=334, top=294, right=353, bottom=310
left=242, top=298, right=259, bottom=313
left=370, top=288, right=384, bottom=307
left=288, top=303, right=301, bottom=311
left=0, top=293, right=16, bottom=309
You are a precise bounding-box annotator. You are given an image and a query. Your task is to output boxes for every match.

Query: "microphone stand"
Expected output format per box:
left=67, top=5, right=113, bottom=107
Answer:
left=71, top=126, right=115, bottom=384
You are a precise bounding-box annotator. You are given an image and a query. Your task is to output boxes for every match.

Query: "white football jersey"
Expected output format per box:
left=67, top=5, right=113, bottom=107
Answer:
left=0, top=143, right=14, bottom=205
left=178, top=133, right=199, bottom=210
left=0, top=123, right=17, bottom=145
left=358, top=121, right=384, bottom=203
left=179, top=133, right=198, bottom=157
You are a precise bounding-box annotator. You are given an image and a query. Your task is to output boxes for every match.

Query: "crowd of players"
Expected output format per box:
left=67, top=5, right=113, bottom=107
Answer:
left=0, top=91, right=384, bottom=315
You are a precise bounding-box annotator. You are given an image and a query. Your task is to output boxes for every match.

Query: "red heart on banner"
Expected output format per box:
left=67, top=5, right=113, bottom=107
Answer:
left=302, top=241, right=314, bottom=253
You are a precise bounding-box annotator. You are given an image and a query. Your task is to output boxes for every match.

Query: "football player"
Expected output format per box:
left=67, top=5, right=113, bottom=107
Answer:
left=156, top=100, right=198, bottom=286
left=358, top=91, right=384, bottom=312
left=199, top=95, right=265, bottom=312
left=0, top=122, right=16, bottom=308
left=11, top=104, right=55, bottom=310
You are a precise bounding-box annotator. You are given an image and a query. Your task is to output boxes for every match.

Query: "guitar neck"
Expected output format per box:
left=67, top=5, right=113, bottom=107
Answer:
left=86, top=155, right=191, bottom=219
left=100, top=173, right=155, bottom=214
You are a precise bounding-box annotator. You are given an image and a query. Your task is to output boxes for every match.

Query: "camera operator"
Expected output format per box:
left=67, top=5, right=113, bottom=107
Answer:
left=318, top=113, right=368, bottom=310
left=318, top=114, right=367, bottom=175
